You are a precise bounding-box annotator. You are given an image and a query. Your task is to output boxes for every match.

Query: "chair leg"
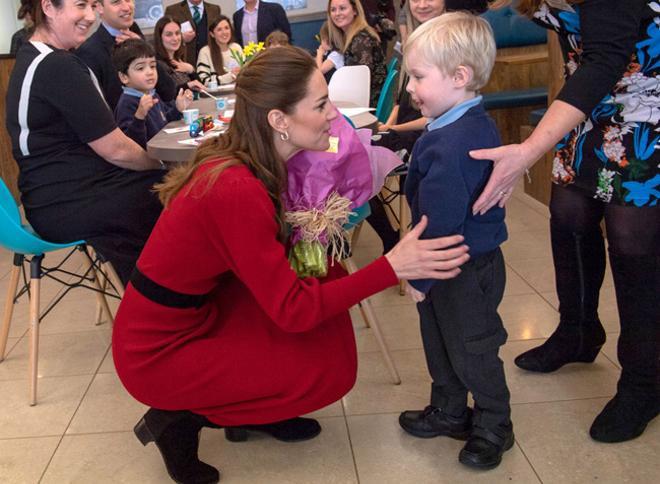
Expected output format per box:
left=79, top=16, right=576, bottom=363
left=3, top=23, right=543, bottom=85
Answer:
left=398, top=190, right=410, bottom=296
left=0, top=254, right=23, bottom=361
left=79, top=249, right=114, bottom=326
left=344, top=257, right=401, bottom=385
left=102, top=261, right=125, bottom=298
left=28, top=255, right=43, bottom=406
left=351, top=221, right=364, bottom=248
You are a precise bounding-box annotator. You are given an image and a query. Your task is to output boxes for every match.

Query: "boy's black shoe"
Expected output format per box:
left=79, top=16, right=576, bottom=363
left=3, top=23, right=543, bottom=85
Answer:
left=398, top=406, right=472, bottom=439
left=459, top=423, right=514, bottom=470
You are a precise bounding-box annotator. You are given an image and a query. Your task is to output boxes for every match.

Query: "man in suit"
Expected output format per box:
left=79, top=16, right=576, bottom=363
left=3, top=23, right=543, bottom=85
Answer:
left=164, top=0, right=222, bottom=65
left=233, top=0, right=292, bottom=47
left=76, top=0, right=175, bottom=110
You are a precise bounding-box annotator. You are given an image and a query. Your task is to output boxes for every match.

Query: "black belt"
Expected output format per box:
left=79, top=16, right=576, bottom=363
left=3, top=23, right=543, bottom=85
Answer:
left=130, top=268, right=208, bottom=309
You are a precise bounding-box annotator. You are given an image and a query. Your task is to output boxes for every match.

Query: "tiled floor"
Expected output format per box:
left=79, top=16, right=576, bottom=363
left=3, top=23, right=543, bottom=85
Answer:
left=0, top=188, right=657, bottom=484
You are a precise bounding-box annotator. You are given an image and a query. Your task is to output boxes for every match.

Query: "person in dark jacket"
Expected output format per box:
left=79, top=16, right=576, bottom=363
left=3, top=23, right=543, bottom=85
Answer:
left=164, top=0, right=223, bottom=64
left=233, top=0, right=292, bottom=46
left=76, top=0, right=175, bottom=110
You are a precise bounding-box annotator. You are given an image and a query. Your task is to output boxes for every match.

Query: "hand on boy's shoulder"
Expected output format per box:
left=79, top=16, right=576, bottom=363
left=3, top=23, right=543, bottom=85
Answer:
left=135, top=94, right=158, bottom=120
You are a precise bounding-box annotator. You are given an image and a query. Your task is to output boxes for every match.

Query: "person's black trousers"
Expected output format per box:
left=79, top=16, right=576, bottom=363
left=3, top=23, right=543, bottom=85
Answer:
left=417, top=248, right=511, bottom=430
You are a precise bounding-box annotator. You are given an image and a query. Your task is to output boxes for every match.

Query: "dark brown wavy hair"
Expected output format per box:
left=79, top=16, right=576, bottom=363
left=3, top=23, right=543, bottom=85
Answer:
left=156, top=46, right=317, bottom=242
left=18, top=0, right=60, bottom=29
left=153, top=16, right=186, bottom=66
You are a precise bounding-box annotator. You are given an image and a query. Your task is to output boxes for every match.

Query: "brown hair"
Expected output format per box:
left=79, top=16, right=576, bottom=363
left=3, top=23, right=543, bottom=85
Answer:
left=153, top=16, right=185, bottom=66
left=18, top=0, right=61, bottom=30
left=156, top=46, right=318, bottom=241
left=326, top=0, right=380, bottom=53
left=208, top=15, right=235, bottom=77
left=265, top=30, right=290, bottom=47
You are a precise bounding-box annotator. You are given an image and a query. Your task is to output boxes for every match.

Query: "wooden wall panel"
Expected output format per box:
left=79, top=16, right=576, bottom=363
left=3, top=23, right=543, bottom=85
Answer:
left=0, top=55, right=18, bottom=202
left=523, top=32, right=565, bottom=206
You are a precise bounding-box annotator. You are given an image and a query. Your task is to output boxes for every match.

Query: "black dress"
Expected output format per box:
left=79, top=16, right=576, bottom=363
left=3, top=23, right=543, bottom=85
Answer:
left=5, top=42, right=163, bottom=283
left=344, top=30, right=387, bottom=108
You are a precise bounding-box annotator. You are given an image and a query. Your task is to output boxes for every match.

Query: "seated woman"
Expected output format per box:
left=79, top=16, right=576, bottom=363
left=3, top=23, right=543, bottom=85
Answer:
left=6, top=0, right=166, bottom=285
left=113, top=46, right=471, bottom=483
left=326, top=0, right=387, bottom=107
left=196, top=16, right=243, bottom=86
left=154, top=16, right=204, bottom=93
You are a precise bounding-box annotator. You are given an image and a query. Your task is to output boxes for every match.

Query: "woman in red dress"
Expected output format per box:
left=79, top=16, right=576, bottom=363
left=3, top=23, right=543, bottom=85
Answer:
left=112, top=46, right=470, bottom=484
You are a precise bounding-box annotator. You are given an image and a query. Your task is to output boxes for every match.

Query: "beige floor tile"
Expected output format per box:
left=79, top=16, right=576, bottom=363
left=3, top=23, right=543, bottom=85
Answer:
left=507, top=257, right=556, bottom=293
left=0, top=330, right=110, bottom=381
left=501, top=230, right=552, bottom=261
left=305, top=400, right=344, bottom=419
left=513, top=398, right=660, bottom=484
left=601, top=334, right=620, bottom=368
left=97, top=348, right=116, bottom=374
left=360, top=285, right=412, bottom=308
left=500, top=293, right=560, bottom=341
left=344, top=349, right=431, bottom=416
left=352, top=304, right=423, bottom=354
left=0, top=375, right=91, bottom=438
left=36, top=292, right=119, bottom=335
left=0, top=436, right=60, bottom=484
left=41, top=431, right=172, bottom=484
left=198, top=416, right=358, bottom=483
left=66, top=373, right=148, bottom=434
left=348, top=413, right=540, bottom=484
left=1, top=337, right=19, bottom=358
left=504, top=198, right=549, bottom=234
left=502, top=340, right=620, bottom=404
left=504, top=265, right=536, bottom=296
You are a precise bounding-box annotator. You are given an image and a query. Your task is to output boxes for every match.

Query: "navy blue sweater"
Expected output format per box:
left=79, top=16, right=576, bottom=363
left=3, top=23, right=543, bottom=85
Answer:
left=404, top=102, right=507, bottom=294
left=114, top=90, right=182, bottom=149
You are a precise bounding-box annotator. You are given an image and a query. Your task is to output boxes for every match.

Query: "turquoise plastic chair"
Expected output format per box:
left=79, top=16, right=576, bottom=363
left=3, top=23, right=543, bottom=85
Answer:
left=375, top=69, right=399, bottom=123
left=0, top=179, right=121, bottom=405
left=386, top=56, right=399, bottom=76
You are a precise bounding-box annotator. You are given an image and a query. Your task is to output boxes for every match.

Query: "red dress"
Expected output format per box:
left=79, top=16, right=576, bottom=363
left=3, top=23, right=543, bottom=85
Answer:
left=112, top=161, right=398, bottom=426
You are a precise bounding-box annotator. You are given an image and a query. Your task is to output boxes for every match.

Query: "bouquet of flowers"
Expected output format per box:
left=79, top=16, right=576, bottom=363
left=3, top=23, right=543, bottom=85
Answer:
left=230, top=41, right=265, bottom=67
left=283, top=111, right=402, bottom=277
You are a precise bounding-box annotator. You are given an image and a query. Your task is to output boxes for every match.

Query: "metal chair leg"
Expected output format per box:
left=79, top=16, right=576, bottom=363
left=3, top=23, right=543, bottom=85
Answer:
left=102, top=261, right=125, bottom=298
left=28, top=255, right=43, bottom=406
left=0, top=254, right=23, bottom=361
left=344, top=257, right=401, bottom=385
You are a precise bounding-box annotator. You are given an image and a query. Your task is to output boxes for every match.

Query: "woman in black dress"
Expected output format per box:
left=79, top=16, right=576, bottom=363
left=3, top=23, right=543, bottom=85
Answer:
left=6, top=0, right=165, bottom=284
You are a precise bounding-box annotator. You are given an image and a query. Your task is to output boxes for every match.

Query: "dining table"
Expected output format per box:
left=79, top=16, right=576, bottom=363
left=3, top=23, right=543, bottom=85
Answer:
left=146, top=88, right=379, bottom=163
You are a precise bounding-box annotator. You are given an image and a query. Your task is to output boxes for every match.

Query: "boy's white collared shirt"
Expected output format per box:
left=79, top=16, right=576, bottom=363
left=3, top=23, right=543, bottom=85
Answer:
left=426, top=95, right=483, bottom=132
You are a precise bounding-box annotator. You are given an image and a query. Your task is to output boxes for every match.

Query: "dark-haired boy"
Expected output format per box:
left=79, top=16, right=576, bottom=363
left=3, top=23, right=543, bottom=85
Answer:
left=113, top=39, right=192, bottom=149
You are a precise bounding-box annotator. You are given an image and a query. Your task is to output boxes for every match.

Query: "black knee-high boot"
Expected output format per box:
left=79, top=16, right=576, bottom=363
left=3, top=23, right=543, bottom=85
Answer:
left=515, top=224, right=607, bottom=372
left=590, top=253, right=659, bottom=442
left=134, top=408, right=220, bottom=484
left=366, top=197, right=400, bottom=254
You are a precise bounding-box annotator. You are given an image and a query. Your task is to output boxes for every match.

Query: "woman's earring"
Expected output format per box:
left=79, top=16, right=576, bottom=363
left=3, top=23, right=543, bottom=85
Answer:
left=279, top=131, right=290, bottom=141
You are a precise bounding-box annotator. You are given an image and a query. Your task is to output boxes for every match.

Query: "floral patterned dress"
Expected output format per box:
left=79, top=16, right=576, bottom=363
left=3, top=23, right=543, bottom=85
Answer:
left=533, top=0, right=659, bottom=206
left=344, top=29, right=387, bottom=107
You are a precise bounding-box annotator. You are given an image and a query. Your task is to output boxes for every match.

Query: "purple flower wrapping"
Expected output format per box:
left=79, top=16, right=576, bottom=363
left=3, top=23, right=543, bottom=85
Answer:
left=284, top=111, right=402, bottom=245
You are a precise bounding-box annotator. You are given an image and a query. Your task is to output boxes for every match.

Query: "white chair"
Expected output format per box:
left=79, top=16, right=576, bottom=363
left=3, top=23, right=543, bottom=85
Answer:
left=328, top=65, right=371, bottom=108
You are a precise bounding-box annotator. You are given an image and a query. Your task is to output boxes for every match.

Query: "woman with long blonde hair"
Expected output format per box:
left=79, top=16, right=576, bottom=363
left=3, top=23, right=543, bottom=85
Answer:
left=326, top=0, right=387, bottom=106
left=113, top=46, right=472, bottom=483
left=472, top=0, right=659, bottom=444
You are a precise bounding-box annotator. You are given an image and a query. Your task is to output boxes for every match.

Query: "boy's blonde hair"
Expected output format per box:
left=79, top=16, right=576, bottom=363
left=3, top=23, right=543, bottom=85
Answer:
left=404, top=12, right=496, bottom=91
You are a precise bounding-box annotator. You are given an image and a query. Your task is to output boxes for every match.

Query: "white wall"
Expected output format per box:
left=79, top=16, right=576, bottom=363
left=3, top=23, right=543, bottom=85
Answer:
left=1, top=0, right=23, bottom=54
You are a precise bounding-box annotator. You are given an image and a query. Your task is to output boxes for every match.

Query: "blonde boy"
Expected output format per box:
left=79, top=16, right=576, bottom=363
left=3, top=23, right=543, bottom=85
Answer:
left=399, top=13, right=513, bottom=470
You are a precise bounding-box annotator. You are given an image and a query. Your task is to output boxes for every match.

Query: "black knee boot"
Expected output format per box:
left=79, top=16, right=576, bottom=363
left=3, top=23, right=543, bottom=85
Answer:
left=366, top=197, right=400, bottom=254
left=134, top=408, right=220, bottom=484
left=590, top=253, right=659, bottom=442
left=515, top=225, right=607, bottom=372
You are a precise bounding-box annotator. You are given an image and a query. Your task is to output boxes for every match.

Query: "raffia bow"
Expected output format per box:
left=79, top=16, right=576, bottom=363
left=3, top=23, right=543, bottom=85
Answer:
left=285, top=191, right=355, bottom=263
